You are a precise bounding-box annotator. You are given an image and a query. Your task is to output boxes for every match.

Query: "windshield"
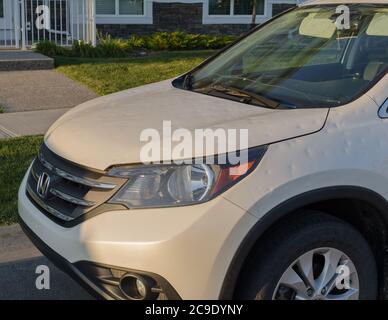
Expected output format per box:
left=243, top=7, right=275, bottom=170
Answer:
left=189, top=4, right=388, bottom=109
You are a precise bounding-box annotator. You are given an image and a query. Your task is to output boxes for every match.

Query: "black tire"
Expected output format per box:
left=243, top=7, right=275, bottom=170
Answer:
left=235, top=211, right=378, bottom=300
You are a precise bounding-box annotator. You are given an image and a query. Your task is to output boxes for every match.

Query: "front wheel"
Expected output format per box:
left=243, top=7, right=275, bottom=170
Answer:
left=235, top=211, right=378, bottom=300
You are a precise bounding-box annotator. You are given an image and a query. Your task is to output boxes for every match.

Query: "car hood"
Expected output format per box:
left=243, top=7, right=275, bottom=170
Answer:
left=45, top=80, right=329, bottom=171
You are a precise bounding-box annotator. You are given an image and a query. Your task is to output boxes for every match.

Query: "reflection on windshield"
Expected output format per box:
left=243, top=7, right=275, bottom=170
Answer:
left=190, top=4, right=388, bottom=109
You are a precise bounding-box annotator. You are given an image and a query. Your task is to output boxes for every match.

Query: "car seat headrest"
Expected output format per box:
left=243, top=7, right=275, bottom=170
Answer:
left=363, top=61, right=386, bottom=81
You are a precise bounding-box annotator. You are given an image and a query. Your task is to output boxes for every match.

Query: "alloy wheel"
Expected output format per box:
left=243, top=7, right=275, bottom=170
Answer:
left=273, top=247, right=359, bottom=300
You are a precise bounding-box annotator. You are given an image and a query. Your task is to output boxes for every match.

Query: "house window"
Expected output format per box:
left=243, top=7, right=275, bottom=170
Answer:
left=96, top=0, right=144, bottom=15
left=96, top=0, right=115, bottom=15
left=0, top=0, right=4, bottom=18
left=209, top=0, right=265, bottom=16
left=209, top=0, right=230, bottom=15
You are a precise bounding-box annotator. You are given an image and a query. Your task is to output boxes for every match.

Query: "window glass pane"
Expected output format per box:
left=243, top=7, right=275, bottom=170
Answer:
left=119, top=0, right=144, bottom=15
left=96, top=0, right=115, bottom=15
left=209, top=0, right=230, bottom=15
left=234, top=0, right=265, bottom=15
left=192, top=5, right=388, bottom=109
left=0, top=1, right=4, bottom=18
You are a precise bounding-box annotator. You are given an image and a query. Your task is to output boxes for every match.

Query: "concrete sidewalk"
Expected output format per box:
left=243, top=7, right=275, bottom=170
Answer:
left=0, top=108, right=69, bottom=138
left=0, top=69, right=98, bottom=138
left=0, top=70, right=97, bottom=113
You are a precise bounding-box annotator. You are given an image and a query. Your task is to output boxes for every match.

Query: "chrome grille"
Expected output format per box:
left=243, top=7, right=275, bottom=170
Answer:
left=26, top=144, right=127, bottom=224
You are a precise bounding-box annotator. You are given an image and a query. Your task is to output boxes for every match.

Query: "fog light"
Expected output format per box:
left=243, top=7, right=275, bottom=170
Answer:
left=136, top=279, right=147, bottom=298
left=119, top=274, right=158, bottom=300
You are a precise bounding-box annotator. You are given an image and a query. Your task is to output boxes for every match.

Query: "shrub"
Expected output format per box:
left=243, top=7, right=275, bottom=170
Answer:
left=167, top=31, right=188, bottom=50
left=142, top=32, right=235, bottom=51
left=35, top=40, right=71, bottom=57
left=96, top=34, right=129, bottom=57
left=35, top=32, right=237, bottom=58
left=72, top=40, right=97, bottom=57
left=145, top=32, right=170, bottom=51
left=127, top=35, right=146, bottom=50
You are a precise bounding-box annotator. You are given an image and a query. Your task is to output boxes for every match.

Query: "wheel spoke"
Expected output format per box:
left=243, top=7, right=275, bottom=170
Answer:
left=278, top=267, right=309, bottom=299
left=296, top=251, right=316, bottom=290
left=316, top=249, right=343, bottom=292
left=341, top=258, right=358, bottom=276
left=325, top=258, right=357, bottom=294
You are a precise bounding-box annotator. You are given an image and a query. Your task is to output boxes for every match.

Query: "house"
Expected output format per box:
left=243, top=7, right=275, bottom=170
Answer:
left=0, top=0, right=95, bottom=49
left=96, top=0, right=300, bottom=37
left=0, top=0, right=300, bottom=49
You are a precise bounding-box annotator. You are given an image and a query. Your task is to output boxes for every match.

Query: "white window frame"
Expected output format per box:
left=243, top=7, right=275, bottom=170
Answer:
left=96, top=0, right=153, bottom=24
left=203, top=0, right=272, bottom=24
left=95, top=0, right=298, bottom=26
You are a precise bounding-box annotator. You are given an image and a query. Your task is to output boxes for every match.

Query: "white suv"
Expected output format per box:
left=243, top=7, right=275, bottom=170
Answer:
left=19, top=0, right=388, bottom=300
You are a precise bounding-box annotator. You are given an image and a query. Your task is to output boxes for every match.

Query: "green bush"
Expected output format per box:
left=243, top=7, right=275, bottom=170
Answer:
left=72, top=40, right=97, bottom=57
left=96, top=35, right=129, bottom=57
left=145, top=32, right=170, bottom=51
left=142, top=32, right=235, bottom=51
left=167, top=32, right=188, bottom=50
left=127, top=35, right=146, bottom=50
left=36, top=32, right=236, bottom=58
left=35, top=40, right=71, bottom=57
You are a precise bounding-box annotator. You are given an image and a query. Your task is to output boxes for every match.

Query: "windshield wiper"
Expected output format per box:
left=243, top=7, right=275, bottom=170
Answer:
left=197, top=84, right=282, bottom=109
left=183, top=73, right=194, bottom=90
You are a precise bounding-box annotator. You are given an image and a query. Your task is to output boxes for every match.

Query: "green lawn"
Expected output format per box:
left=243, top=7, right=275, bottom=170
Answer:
left=56, top=50, right=214, bottom=95
left=0, top=136, right=43, bottom=225
left=0, top=51, right=213, bottom=225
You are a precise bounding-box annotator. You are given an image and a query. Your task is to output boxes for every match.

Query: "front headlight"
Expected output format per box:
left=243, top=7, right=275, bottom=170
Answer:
left=108, top=146, right=267, bottom=209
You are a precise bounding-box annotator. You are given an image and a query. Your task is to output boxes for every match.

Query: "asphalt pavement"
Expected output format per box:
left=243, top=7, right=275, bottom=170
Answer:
left=0, top=224, right=93, bottom=300
left=0, top=256, right=93, bottom=299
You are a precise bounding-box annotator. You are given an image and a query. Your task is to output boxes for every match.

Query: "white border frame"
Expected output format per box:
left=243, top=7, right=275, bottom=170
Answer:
left=96, top=0, right=152, bottom=24
left=95, top=0, right=298, bottom=25
left=203, top=0, right=271, bottom=24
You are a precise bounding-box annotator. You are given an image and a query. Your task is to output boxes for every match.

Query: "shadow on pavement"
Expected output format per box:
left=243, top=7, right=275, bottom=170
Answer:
left=0, top=256, right=94, bottom=300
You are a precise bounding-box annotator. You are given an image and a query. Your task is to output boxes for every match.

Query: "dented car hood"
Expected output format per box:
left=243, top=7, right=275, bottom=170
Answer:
left=45, top=79, right=329, bottom=171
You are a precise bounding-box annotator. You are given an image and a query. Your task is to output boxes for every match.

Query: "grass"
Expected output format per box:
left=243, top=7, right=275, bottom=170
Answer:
left=0, top=106, right=4, bottom=113
left=0, top=136, right=43, bottom=225
left=55, top=50, right=214, bottom=95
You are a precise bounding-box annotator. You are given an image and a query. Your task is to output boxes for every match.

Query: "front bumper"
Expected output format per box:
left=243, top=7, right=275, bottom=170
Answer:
left=18, top=172, right=257, bottom=299
left=19, top=217, right=183, bottom=300
left=18, top=217, right=109, bottom=299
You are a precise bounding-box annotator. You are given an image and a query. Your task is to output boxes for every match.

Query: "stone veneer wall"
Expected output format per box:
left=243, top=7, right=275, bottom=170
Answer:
left=97, top=2, right=297, bottom=38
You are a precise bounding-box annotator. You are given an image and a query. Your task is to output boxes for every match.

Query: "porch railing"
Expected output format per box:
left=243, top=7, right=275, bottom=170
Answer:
left=0, top=0, right=96, bottom=49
